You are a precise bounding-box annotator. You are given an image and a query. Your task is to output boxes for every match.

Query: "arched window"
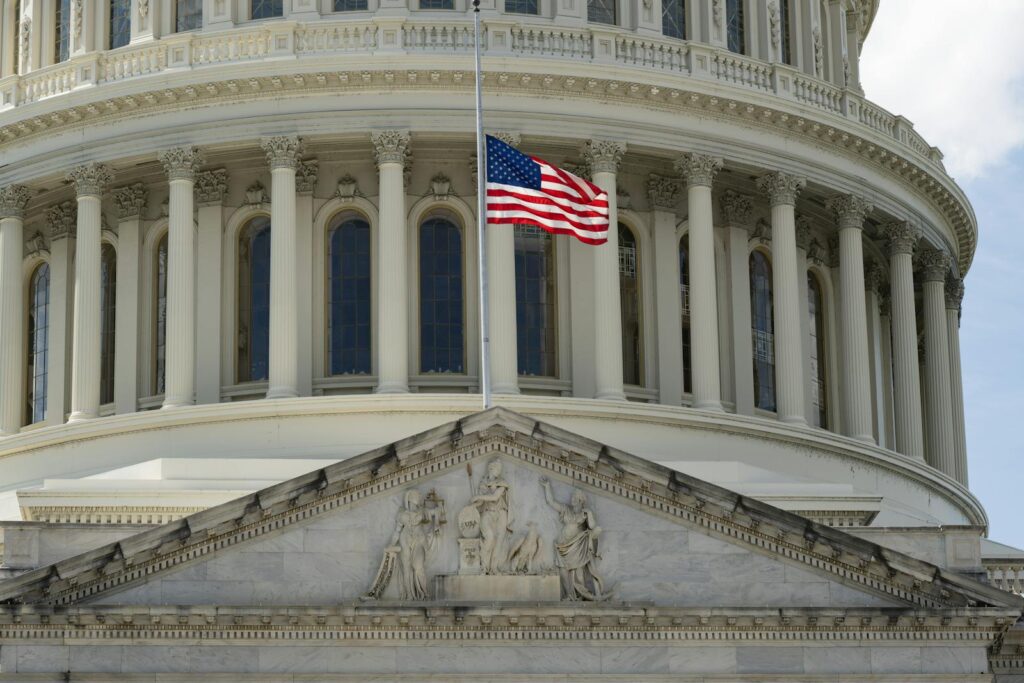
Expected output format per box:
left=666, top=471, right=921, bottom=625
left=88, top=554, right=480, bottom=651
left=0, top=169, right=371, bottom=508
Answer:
left=109, top=0, right=130, bottom=49
left=679, top=236, right=691, bottom=394
left=750, top=250, right=775, bottom=411
left=726, top=0, right=745, bottom=54
left=154, top=233, right=168, bottom=394
left=174, top=0, right=202, bottom=31
left=662, top=0, right=685, bottom=39
left=588, top=0, right=616, bottom=25
left=238, top=216, right=272, bottom=383
left=779, top=0, right=792, bottom=65
left=55, top=0, right=71, bottom=62
left=100, top=244, right=117, bottom=405
left=619, top=223, right=642, bottom=386
left=251, top=0, right=283, bottom=18
left=419, top=215, right=464, bottom=374
left=514, top=225, right=556, bottom=377
left=26, top=263, right=50, bottom=425
left=327, top=214, right=372, bottom=376
left=808, top=272, right=828, bottom=427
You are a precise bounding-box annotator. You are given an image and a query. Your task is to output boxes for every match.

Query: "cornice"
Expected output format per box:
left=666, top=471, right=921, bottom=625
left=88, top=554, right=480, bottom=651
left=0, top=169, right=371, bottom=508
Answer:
left=0, top=66, right=976, bottom=270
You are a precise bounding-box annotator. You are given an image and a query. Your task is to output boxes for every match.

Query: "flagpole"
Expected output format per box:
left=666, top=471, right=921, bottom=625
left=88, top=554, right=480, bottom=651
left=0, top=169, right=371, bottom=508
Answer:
left=473, top=0, right=492, bottom=411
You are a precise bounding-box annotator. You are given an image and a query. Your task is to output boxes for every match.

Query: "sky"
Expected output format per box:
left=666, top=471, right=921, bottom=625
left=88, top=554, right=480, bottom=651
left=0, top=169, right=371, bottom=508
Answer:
left=859, top=0, right=1024, bottom=549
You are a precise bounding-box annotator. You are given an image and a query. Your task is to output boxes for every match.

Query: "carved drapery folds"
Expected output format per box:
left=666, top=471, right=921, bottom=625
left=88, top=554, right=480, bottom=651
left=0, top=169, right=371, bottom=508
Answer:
left=260, top=136, right=305, bottom=170
left=757, top=171, right=806, bottom=206
left=158, top=146, right=205, bottom=181
left=0, top=185, right=32, bottom=220
left=371, top=130, right=411, bottom=166
left=194, top=169, right=229, bottom=204
left=646, top=174, right=681, bottom=210
left=918, top=248, right=951, bottom=283
left=826, top=194, right=874, bottom=229
left=885, top=221, right=920, bottom=256
left=47, top=201, right=77, bottom=240
left=583, top=139, right=626, bottom=175
left=675, top=153, right=723, bottom=188
left=719, top=189, right=753, bottom=227
left=113, top=183, right=148, bottom=219
left=296, top=159, right=319, bottom=194
left=67, top=163, right=113, bottom=198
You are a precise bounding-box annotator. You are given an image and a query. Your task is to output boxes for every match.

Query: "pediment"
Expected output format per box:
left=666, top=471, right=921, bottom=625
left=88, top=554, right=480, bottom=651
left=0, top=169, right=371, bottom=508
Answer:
left=0, top=408, right=1017, bottom=614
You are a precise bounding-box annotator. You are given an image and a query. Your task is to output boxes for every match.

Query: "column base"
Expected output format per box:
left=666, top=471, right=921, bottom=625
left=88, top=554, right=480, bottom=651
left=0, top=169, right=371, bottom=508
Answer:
left=693, top=399, right=724, bottom=412
left=491, top=384, right=521, bottom=395
left=66, top=410, right=98, bottom=423
left=778, top=415, right=808, bottom=426
left=161, top=398, right=193, bottom=410
left=851, top=434, right=877, bottom=445
left=375, top=383, right=409, bottom=394
left=595, top=390, right=627, bottom=401
left=266, top=387, right=299, bottom=400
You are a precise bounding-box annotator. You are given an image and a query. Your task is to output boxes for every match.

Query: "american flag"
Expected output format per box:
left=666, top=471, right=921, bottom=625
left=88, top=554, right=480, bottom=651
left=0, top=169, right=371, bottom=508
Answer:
left=484, top=135, right=610, bottom=245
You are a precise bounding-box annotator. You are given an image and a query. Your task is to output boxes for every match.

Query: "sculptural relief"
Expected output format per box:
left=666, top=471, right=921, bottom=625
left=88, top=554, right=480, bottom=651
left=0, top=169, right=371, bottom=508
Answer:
left=541, top=477, right=611, bottom=601
left=364, top=488, right=445, bottom=600
left=470, top=459, right=513, bottom=575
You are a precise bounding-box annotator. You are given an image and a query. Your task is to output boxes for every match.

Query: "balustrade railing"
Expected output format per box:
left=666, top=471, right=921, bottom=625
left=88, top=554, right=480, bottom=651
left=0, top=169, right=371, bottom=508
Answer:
left=0, top=18, right=946, bottom=172
left=985, top=561, right=1024, bottom=596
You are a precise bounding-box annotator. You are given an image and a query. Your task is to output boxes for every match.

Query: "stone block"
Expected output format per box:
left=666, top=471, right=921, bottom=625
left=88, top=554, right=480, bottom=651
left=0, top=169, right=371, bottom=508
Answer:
left=283, top=551, right=369, bottom=584
left=188, top=646, right=261, bottom=673
left=258, top=646, right=333, bottom=673
left=919, top=646, right=989, bottom=675
left=206, top=552, right=283, bottom=581
left=669, top=645, right=737, bottom=673
left=434, top=573, right=561, bottom=602
left=736, top=646, right=804, bottom=674
left=870, top=646, right=922, bottom=673
left=803, top=646, right=870, bottom=674
left=601, top=646, right=669, bottom=673
left=69, top=646, right=124, bottom=673
left=15, top=645, right=69, bottom=673
left=122, top=645, right=191, bottom=673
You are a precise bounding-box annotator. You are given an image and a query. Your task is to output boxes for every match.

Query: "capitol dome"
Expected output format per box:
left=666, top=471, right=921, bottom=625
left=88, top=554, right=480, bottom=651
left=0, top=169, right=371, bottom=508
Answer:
left=0, top=0, right=1021, bottom=678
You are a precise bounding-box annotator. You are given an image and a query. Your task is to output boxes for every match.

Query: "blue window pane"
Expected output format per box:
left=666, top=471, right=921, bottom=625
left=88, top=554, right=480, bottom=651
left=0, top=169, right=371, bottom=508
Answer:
left=750, top=250, right=775, bottom=411
left=619, top=224, right=642, bottom=386
left=505, top=0, right=538, bottom=14
left=175, top=0, right=202, bottom=31
left=679, top=237, right=691, bottom=394
left=252, top=0, right=283, bottom=19
left=27, top=264, right=50, bottom=424
left=100, top=244, right=117, bottom=404
left=726, top=0, right=745, bottom=54
left=779, top=0, right=791, bottom=64
left=514, top=225, right=556, bottom=377
left=155, top=234, right=168, bottom=394
left=328, top=217, right=372, bottom=375
left=419, top=217, right=464, bottom=374
left=55, top=0, right=71, bottom=62
left=588, top=0, right=616, bottom=24
left=334, top=0, right=368, bottom=9
left=808, top=272, right=827, bottom=427
left=662, top=0, right=684, bottom=39
left=110, top=0, right=131, bottom=49
left=238, top=217, right=272, bottom=382
left=419, top=0, right=454, bottom=8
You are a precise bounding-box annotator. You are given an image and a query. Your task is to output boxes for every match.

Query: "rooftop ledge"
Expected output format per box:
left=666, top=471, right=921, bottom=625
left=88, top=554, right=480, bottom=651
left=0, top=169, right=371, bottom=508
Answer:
left=0, top=394, right=988, bottom=530
left=0, top=18, right=976, bottom=269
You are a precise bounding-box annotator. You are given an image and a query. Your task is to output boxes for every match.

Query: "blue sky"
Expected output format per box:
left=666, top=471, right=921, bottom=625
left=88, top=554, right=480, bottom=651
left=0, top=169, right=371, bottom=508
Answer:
left=860, top=1, right=1024, bottom=548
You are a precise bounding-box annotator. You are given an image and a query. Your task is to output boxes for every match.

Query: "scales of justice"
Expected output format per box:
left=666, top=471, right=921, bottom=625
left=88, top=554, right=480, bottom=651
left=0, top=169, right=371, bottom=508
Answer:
left=364, top=459, right=610, bottom=602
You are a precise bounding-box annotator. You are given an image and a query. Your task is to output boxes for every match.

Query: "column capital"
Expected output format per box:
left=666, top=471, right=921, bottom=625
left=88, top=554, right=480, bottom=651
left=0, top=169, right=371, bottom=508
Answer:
left=674, top=153, right=723, bottom=188
left=260, top=135, right=305, bottom=170
left=719, top=189, right=753, bottom=228
left=795, top=216, right=813, bottom=251
left=646, top=174, right=681, bottom=210
left=918, top=247, right=951, bottom=282
left=0, top=185, right=32, bottom=219
left=296, top=159, right=319, bottom=194
left=864, top=262, right=885, bottom=294
left=756, top=171, right=806, bottom=206
left=67, top=163, right=113, bottom=198
left=825, top=194, right=874, bottom=229
left=158, top=146, right=205, bottom=181
left=113, top=183, right=148, bottom=219
left=583, top=139, right=626, bottom=175
left=47, top=201, right=77, bottom=240
left=195, top=169, right=229, bottom=205
left=371, top=130, right=411, bottom=166
left=884, top=220, right=920, bottom=256
left=945, top=276, right=965, bottom=310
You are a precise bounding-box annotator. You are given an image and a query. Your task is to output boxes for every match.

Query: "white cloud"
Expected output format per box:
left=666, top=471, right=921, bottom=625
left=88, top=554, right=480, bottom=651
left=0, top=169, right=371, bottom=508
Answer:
left=859, top=0, right=1024, bottom=180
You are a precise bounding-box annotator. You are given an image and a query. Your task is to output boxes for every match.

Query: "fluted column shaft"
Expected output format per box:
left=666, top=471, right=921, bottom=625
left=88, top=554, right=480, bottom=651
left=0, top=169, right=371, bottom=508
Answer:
left=488, top=224, right=519, bottom=394
left=262, top=136, right=303, bottom=400
left=827, top=195, right=875, bottom=442
left=158, top=147, right=204, bottom=409
left=676, top=154, right=723, bottom=411
left=885, top=222, right=924, bottom=459
left=372, top=131, right=410, bottom=394
left=945, top=278, right=968, bottom=485
left=587, top=140, right=626, bottom=401
left=68, top=164, right=112, bottom=422
left=757, top=172, right=806, bottom=424
left=920, top=248, right=956, bottom=477
left=112, top=184, right=147, bottom=415
left=0, top=186, right=30, bottom=434
left=648, top=175, right=683, bottom=406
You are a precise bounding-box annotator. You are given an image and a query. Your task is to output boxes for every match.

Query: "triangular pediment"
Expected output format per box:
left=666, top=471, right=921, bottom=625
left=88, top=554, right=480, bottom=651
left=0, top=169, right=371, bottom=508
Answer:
left=0, top=408, right=1017, bottom=614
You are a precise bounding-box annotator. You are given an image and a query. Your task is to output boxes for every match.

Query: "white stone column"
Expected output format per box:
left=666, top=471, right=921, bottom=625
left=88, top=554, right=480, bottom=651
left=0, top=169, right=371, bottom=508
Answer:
left=721, top=190, right=755, bottom=416
left=488, top=220, right=519, bottom=395
left=70, top=0, right=97, bottom=56
left=111, top=184, right=147, bottom=415
left=585, top=139, right=626, bottom=401
left=0, top=186, right=30, bottom=434
left=45, top=202, right=76, bottom=425
left=920, top=247, right=956, bottom=477
left=158, top=146, right=204, bottom=409
left=296, top=160, right=317, bottom=398
left=194, top=169, right=228, bottom=406
left=795, top=218, right=814, bottom=424
left=261, top=136, right=304, bottom=400
left=130, top=0, right=161, bottom=42
left=648, top=174, right=683, bottom=406
left=845, top=7, right=863, bottom=91
left=757, top=172, right=807, bottom=425
left=676, top=153, right=724, bottom=411
left=826, top=194, right=875, bottom=442
left=945, top=277, right=968, bottom=485
left=884, top=221, right=924, bottom=459
left=371, top=130, right=411, bottom=394
left=67, top=164, right=112, bottom=423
